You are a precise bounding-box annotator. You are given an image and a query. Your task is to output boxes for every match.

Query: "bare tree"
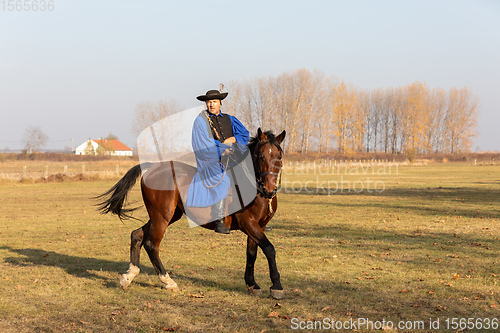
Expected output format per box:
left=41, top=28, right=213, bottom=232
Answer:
left=131, top=100, right=181, bottom=137
left=330, top=82, right=363, bottom=153
left=425, top=88, right=447, bottom=153
left=96, top=139, right=115, bottom=155
left=225, top=79, right=261, bottom=132
left=367, top=88, right=384, bottom=152
left=23, top=126, right=48, bottom=153
left=445, top=87, right=479, bottom=153
left=390, top=87, right=405, bottom=154
left=84, top=139, right=95, bottom=155
left=105, top=133, right=119, bottom=140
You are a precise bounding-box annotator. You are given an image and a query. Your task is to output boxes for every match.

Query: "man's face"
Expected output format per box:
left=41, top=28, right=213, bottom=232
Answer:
left=206, top=99, right=221, bottom=115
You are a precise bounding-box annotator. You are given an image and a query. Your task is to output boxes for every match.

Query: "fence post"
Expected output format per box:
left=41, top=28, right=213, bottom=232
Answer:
left=64, top=165, right=67, bottom=173
left=23, top=166, right=27, bottom=178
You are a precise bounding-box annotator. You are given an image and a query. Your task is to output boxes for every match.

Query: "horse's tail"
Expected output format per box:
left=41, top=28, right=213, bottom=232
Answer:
left=95, top=162, right=154, bottom=221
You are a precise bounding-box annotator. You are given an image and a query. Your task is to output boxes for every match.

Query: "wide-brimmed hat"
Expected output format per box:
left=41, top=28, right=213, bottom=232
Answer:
left=196, top=90, right=228, bottom=101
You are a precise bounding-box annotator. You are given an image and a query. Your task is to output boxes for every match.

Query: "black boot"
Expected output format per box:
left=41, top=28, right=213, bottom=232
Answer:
left=211, top=199, right=230, bottom=234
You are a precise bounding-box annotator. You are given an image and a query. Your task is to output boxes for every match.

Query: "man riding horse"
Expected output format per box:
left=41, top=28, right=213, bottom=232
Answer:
left=97, top=94, right=286, bottom=298
left=186, top=89, right=250, bottom=234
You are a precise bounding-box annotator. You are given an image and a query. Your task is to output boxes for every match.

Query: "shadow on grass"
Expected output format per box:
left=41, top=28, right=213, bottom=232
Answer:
left=0, top=245, right=260, bottom=295
left=0, top=246, right=154, bottom=289
left=277, top=218, right=499, bottom=256
left=282, top=186, right=500, bottom=219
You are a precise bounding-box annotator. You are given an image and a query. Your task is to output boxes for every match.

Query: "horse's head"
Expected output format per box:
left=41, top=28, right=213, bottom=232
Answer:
left=249, top=128, right=286, bottom=199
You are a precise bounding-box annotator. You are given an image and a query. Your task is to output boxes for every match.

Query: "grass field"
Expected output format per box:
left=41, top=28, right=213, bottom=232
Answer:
left=0, top=162, right=499, bottom=332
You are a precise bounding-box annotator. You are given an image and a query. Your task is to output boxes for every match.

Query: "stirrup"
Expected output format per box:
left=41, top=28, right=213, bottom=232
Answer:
left=214, top=219, right=230, bottom=234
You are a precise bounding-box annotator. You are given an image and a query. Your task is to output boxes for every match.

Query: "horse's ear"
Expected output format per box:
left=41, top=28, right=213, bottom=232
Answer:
left=258, top=127, right=266, bottom=141
left=276, top=130, right=286, bottom=144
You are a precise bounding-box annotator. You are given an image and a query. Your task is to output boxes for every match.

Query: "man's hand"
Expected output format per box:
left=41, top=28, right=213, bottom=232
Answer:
left=223, top=137, right=236, bottom=145
left=221, top=137, right=236, bottom=157
left=221, top=148, right=233, bottom=157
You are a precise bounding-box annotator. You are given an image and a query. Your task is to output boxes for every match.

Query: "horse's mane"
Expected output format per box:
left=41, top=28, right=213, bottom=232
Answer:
left=247, top=130, right=282, bottom=152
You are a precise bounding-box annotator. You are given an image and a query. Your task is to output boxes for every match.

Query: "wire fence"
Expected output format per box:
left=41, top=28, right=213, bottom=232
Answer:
left=0, top=161, right=137, bottom=181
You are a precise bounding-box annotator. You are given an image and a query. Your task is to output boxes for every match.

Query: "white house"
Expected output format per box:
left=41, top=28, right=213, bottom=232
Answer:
left=75, top=139, right=133, bottom=156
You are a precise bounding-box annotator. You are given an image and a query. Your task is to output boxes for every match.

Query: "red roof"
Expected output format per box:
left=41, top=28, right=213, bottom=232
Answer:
left=93, top=139, right=132, bottom=151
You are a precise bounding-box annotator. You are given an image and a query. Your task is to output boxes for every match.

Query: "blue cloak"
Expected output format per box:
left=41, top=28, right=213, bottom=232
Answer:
left=186, top=111, right=250, bottom=207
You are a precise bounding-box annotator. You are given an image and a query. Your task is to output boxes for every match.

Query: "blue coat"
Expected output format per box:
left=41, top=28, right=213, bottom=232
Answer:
left=186, top=111, right=249, bottom=207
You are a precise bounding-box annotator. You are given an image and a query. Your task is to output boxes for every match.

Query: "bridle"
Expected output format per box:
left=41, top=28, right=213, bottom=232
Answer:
left=253, top=140, right=283, bottom=201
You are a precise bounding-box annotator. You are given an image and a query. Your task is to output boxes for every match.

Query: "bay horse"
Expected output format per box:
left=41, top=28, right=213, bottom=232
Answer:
left=97, top=128, right=286, bottom=299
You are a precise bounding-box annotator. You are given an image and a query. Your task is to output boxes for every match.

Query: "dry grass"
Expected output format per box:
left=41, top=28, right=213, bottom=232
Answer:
left=0, top=162, right=499, bottom=332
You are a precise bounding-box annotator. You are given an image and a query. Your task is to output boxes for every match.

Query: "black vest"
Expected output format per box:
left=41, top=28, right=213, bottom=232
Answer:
left=207, top=112, right=234, bottom=142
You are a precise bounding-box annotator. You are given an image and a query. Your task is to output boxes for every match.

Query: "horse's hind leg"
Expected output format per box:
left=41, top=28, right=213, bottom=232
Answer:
left=143, top=208, right=183, bottom=290
left=119, top=221, right=150, bottom=289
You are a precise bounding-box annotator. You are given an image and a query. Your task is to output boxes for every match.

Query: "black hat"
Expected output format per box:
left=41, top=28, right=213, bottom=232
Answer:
left=196, top=90, right=228, bottom=101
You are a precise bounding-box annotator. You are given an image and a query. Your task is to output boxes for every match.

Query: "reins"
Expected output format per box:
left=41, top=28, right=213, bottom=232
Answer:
left=200, top=155, right=230, bottom=189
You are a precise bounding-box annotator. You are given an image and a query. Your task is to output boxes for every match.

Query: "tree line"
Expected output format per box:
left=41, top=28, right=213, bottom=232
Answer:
left=133, top=69, right=479, bottom=154
left=223, top=69, right=478, bottom=154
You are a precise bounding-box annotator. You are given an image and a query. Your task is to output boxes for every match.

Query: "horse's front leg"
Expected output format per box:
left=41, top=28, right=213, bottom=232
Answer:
left=246, top=225, right=284, bottom=300
left=245, top=236, right=262, bottom=295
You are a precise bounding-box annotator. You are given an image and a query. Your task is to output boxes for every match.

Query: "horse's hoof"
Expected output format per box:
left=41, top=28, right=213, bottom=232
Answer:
left=119, top=275, right=131, bottom=289
left=159, top=274, right=178, bottom=291
left=163, top=282, right=179, bottom=291
left=163, top=285, right=179, bottom=291
left=248, top=286, right=263, bottom=296
left=120, top=264, right=139, bottom=289
left=270, top=288, right=285, bottom=300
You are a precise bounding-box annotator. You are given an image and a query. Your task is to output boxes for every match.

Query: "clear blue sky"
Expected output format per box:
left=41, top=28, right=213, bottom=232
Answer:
left=1, top=0, right=499, bottom=151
